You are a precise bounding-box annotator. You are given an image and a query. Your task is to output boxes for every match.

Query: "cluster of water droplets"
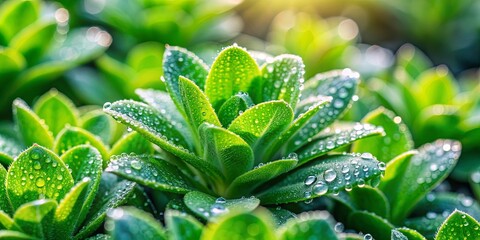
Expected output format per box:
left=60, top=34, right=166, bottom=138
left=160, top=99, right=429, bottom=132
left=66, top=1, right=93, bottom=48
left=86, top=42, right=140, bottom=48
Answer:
left=262, top=55, right=305, bottom=104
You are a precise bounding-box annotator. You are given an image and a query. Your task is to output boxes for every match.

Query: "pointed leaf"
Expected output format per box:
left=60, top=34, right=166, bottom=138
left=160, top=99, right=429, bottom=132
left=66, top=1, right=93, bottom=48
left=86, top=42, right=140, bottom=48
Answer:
left=184, top=191, right=260, bottom=220
left=278, top=211, right=337, bottom=240
left=348, top=211, right=394, bottom=240
left=257, top=153, right=385, bottom=204
left=106, top=207, right=166, bottom=240
left=106, top=154, right=194, bottom=194
left=6, top=145, right=74, bottom=209
left=33, top=89, right=78, bottom=136
left=436, top=210, right=480, bottom=240
left=13, top=99, right=54, bottom=149
left=0, top=0, right=39, bottom=43
left=379, top=140, right=461, bottom=224
left=352, top=107, right=413, bottom=163
left=165, top=210, right=203, bottom=240
left=217, top=92, right=254, bottom=127
left=13, top=199, right=57, bottom=239
left=110, top=132, right=153, bottom=156
left=205, top=45, right=260, bottom=110
left=9, top=21, right=57, bottom=64
left=81, top=110, right=117, bottom=145
left=199, top=123, right=253, bottom=183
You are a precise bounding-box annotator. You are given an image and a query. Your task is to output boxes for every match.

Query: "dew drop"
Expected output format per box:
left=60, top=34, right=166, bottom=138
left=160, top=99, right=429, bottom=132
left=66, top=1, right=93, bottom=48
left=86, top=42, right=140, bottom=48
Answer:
left=364, top=233, right=373, bottom=240
left=334, top=222, right=344, bottom=232
left=304, top=175, right=316, bottom=186
left=361, top=153, right=373, bottom=159
left=103, top=102, right=112, bottom=110
left=36, top=177, right=46, bottom=188
left=130, top=160, right=142, bottom=170
left=313, top=181, right=328, bottom=195
left=33, top=161, right=41, bottom=170
left=30, top=149, right=42, bottom=160
left=357, top=179, right=365, bottom=187
left=324, top=169, right=337, bottom=182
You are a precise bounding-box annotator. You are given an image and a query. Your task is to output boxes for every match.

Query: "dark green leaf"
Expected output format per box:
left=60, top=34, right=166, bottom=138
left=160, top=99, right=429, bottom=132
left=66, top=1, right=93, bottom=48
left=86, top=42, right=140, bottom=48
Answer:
left=81, top=110, right=116, bottom=145
left=33, top=89, right=78, bottom=136
left=348, top=211, right=394, bottom=240
left=13, top=199, right=57, bottom=239
left=13, top=99, right=54, bottom=149
left=0, top=48, right=25, bottom=82
left=411, top=192, right=480, bottom=221
left=165, top=210, right=203, bottom=240
left=349, top=186, right=390, bottom=219
left=217, top=92, right=254, bottom=127
left=278, top=211, right=337, bottom=240
left=110, top=132, right=153, bottom=156
left=106, top=207, right=166, bottom=240
left=404, top=215, right=445, bottom=239
left=435, top=210, right=480, bottom=240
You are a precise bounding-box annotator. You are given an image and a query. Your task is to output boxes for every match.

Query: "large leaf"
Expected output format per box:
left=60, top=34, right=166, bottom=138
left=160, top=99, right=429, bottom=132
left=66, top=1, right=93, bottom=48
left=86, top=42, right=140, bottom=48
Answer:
left=13, top=199, right=57, bottom=239
left=205, top=45, right=260, bottom=111
left=6, top=145, right=74, bottom=209
left=13, top=99, right=54, bottom=149
left=379, top=140, right=461, bottom=224
left=217, top=92, right=254, bottom=127
left=278, top=211, right=337, bottom=240
left=106, top=154, right=194, bottom=194
left=165, top=210, right=203, bottom=240
left=257, top=153, right=385, bottom=204
left=0, top=164, right=12, bottom=214
left=184, top=191, right=260, bottom=221
left=228, top=101, right=293, bottom=163
left=435, top=210, right=480, bottom=240
left=106, top=207, right=166, bottom=240
left=33, top=89, right=78, bottom=136
left=0, top=0, right=39, bottom=43
left=199, top=123, right=253, bottom=183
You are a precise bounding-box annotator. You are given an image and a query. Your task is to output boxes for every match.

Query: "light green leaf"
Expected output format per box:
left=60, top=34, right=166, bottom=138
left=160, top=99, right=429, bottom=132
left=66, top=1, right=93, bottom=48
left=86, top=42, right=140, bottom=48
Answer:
left=0, top=230, right=36, bottom=239
left=379, top=140, right=461, bottom=224
left=352, top=107, right=413, bottom=163
left=184, top=191, right=260, bottom=220
left=13, top=99, right=54, bottom=149
left=199, top=123, right=253, bottom=183
left=106, top=207, right=166, bottom=240
left=393, top=228, right=426, bottom=240
left=81, top=110, right=116, bottom=145
left=0, top=211, right=16, bottom=230
left=0, top=164, right=12, bottom=214
left=415, top=66, right=458, bottom=107
left=218, top=92, right=254, bottom=127
left=9, top=21, right=57, bottom=64
left=0, top=47, right=25, bottom=82
left=278, top=211, right=337, bottom=240
left=228, top=101, right=293, bottom=163
left=13, top=199, right=57, bottom=239
left=348, top=211, right=393, bottom=240
left=0, top=0, right=39, bottom=44
left=6, top=145, right=74, bottom=209
left=110, top=132, right=153, bottom=156
left=349, top=186, right=390, bottom=219
left=106, top=154, right=194, bottom=194
left=165, top=210, right=203, bottom=240
left=33, top=89, right=78, bottom=136
left=257, top=153, right=385, bottom=204
left=205, top=45, right=260, bottom=111
left=435, top=210, right=480, bottom=240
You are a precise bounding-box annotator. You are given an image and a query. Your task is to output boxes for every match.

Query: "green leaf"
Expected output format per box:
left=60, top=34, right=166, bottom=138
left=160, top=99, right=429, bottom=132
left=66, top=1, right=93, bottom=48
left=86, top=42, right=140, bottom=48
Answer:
left=13, top=99, right=54, bottom=149
left=257, top=153, right=385, bottom=204
left=0, top=230, right=35, bottom=239
left=349, top=186, right=390, bottom=219
left=278, top=211, right=337, bottom=240
left=228, top=101, right=293, bottom=163
left=415, top=66, right=458, bottom=107
left=110, top=132, right=153, bottom=156
left=33, top=89, right=78, bottom=136
left=184, top=191, right=260, bottom=220
left=268, top=208, right=296, bottom=227
left=352, top=107, right=413, bottom=163
left=379, top=140, right=461, bottom=224
left=53, top=179, right=90, bottom=239
left=435, top=210, right=480, bottom=240
left=104, top=100, right=224, bottom=182
left=81, top=110, right=116, bottom=145
left=205, top=45, right=260, bottom=111
left=226, top=159, right=298, bottom=198
left=253, top=54, right=303, bottom=109
left=0, top=48, right=25, bottom=82
left=393, top=228, right=426, bottom=240
left=0, top=0, right=39, bottom=44
left=165, top=210, right=203, bottom=240
left=0, top=164, right=12, bottom=214
left=13, top=199, right=57, bottom=239
left=201, top=210, right=275, bottom=240
left=54, top=126, right=109, bottom=168
left=217, top=92, right=254, bottom=127
left=0, top=211, right=16, bottom=230
left=287, top=69, right=359, bottom=152
left=86, top=234, right=112, bottom=240
left=199, top=123, right=253, bottom=183
left=411, top=192, right=480, bottom=221
left=348, top=211, right=394, bottom=240
left=296, top=123, right=384, bottom=166
left=395, top=44, right=432, bottom=80
left=106, top=207, right=166, bottom=240
left=9, top=21, right=57, bottom=64
left=106, top=154, right=194, bottom=194
left=6, top=145, right=74, bottom=209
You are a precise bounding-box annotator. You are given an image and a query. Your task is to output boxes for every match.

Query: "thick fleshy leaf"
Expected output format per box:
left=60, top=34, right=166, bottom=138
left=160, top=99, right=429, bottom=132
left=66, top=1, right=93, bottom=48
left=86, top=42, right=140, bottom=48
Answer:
left=205, top=45, right=260, bottom=111
left=435, top=210, right=480, bottom=240
left=201, top=210, right=275, bottom=240
left=6, top=145, right=74, bottom=209
left=379, top=140, right=461, bottom=224
left=106, top=207, right=166, bottom=240
left=278, top=211, right=337, bottom=240
left=0, top=164, right=12, bottom=214
left=33, top=89, right=78, bottom=136
left=54, top=126, right=109, bottom=167
left=0, top=0, right=39, bottom=43
left=110, top=132, right=153, bottom=156
left=13, top=199, right=57, bottom=239
left=184, top=191, right=260, bottom=220
left=106, top=154, right=194, bottom=194
left=226, top=159, right=298, bottom=198
left=348, top=211, right=393, bottom=240
left=296, top=123, right=384, bottom=166
left=352, top=107, right=413, bottom=163
left=165, top=210, right=203, bottom=240
left=217, top=92, right=254, bottom=127
left=81, top=110, right=116, bottom=145
left=257, top=153, right=385, bottom=204
left=9, top=21, right=56, bottom=64
left=228, top=101, right=293, bottom=163
left=53, top=179, right=90, bottom=239
left=392, top=228, right=426, bottom=240
left=103, top=100, right=223, bottom=182
left=349, top=186, right=390, bottom=219
left=287, top=69, right=359, bottom=152
left=199, top=123, right=253, bottom=183
left=13, top=99, right=54, bottom=149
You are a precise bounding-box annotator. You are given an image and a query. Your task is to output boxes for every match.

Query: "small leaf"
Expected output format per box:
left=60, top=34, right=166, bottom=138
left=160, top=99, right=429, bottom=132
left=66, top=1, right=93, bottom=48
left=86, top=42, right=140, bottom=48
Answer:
left=81, top=110, right=116, bottom=145
left=349, top=186, right=390, bottom=219
left=228, top=101, right=293, bottom=163
left=435, top=210, right=480, bottom=240
left=0, top=164, right=12, bottom=214
left=33, top=89, right=78, bottom=136
left=199, top=123, right=253, bottom=183
left=110, top=132, right=153, bottom=156
left=13, top=199, right=57, bottom=239
left=348, top=211, right=394, bottom=240
left=165, top=210, right=203, bottom=240
left=9, top=21, right=57, bottom=64
left=393, top=228, right=426, bottom=240
left=257, top=153, right=385, bottom=204
left=352, top=107, right=413, bottom=163
left=13, top=99, right=54, bottom=149
left=278, top=211, right=337, bottom=240
left=6, top=145, right=74, bottom=209
left=379, top=140, right=461, bottom=224
left=184, top=191, right=260, bottom=220
left=106, top=207, right=166, bottom=240
left=205, top=45, right=260, bottom=111
left=106, top=154, right=194, bottom=194
left=217, top=92, right=254, bottom=127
